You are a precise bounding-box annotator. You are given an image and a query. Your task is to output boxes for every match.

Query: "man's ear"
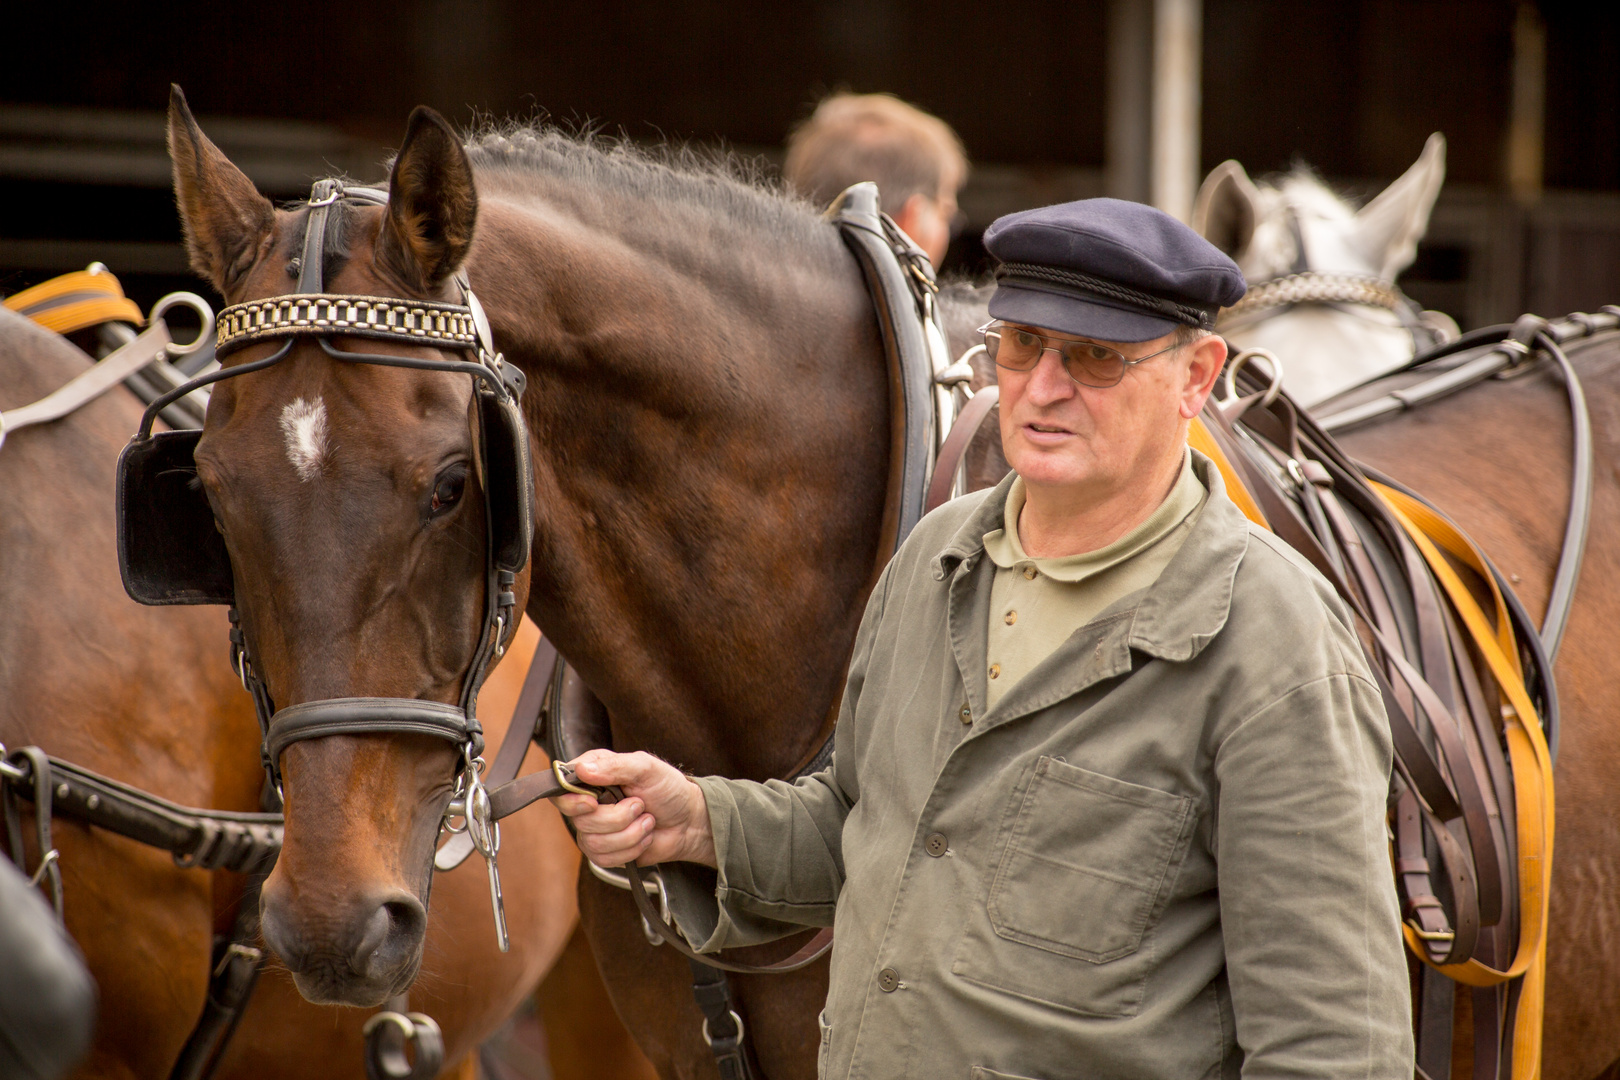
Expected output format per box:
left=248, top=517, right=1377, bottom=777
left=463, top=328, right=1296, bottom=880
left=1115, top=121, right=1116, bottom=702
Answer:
left=167, top=85, right=276, bottom=293
left=1180, top=334, right=1228, bottom=419
left=376, top=107, right=478, bottom=292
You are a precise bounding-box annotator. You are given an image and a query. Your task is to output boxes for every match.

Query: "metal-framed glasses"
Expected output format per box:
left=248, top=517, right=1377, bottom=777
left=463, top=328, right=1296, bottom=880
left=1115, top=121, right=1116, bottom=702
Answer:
left=978, top=320, right=1183, bottom=389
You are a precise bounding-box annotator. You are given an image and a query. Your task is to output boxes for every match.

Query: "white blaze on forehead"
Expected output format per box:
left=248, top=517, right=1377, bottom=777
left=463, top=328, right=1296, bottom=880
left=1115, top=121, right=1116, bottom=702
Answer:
left=278, top=397, right=330, bottom=481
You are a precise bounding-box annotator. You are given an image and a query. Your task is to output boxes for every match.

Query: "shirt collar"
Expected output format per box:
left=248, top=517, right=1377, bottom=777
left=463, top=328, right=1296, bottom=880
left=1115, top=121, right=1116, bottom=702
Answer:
left=981, top=449, right=1202, bottom=579
left=933, top=449, right=1250, bottom=663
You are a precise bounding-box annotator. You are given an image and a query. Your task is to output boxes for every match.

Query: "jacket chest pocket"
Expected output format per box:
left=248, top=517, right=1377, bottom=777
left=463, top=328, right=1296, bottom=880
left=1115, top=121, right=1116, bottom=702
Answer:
left=986, top=755, right=1194, bottom=963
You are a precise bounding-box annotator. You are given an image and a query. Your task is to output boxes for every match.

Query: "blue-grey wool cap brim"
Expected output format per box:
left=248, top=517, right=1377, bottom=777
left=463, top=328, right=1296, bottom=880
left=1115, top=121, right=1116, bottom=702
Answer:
left=987, top=280, right=1184, bottom=343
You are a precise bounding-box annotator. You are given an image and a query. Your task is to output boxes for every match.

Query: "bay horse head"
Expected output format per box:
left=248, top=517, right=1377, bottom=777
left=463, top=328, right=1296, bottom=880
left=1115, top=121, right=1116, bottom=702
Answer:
left=1192, top=132, right=1453, bottom=407
left=163, top=87, right=527, bottom=1006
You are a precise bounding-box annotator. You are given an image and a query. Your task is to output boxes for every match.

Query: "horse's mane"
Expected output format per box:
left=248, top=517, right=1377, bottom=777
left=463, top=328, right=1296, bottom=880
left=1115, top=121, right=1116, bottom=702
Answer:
left=460, top=122, right=847, bottom=272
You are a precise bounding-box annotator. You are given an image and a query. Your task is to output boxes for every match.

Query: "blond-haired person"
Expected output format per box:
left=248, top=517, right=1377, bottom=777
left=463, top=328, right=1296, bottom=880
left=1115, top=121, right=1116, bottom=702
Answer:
left=785, top=92, right=966, bottom=267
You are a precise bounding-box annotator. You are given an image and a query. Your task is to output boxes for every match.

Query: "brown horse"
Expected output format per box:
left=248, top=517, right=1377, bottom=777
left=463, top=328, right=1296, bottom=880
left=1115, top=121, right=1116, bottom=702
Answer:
left=166, top=91, right=919, bottom=1077
left=0, top=305, right=583, bottom=1078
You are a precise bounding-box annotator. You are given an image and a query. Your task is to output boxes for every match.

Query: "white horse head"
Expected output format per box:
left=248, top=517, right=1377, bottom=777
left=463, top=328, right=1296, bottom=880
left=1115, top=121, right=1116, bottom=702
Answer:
left=1192, top=132, right=1456, bottom=407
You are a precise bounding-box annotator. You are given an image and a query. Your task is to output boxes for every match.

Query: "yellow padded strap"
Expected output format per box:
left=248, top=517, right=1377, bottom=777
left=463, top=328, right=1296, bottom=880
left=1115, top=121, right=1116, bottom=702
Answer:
left=4, top=269, right=143, bottom=336
left=1376, top=483, right=1554, bottom=1079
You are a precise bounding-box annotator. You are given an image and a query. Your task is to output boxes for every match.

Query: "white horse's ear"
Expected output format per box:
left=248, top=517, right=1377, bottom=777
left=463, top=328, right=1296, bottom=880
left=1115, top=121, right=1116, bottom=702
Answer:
left=1193, top=160, right=1262, bottom=260
left=1354, top=132, right=1446, bottom=281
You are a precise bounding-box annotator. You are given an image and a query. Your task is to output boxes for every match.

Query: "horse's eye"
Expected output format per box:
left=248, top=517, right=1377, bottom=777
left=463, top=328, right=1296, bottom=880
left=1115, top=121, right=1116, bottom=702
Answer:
left=429, top=466, right=467, bottom=516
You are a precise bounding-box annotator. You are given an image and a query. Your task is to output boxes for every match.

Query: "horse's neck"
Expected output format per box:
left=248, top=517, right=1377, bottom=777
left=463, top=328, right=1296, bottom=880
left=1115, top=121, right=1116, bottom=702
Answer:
left=475, top=196, right=891, bottom=779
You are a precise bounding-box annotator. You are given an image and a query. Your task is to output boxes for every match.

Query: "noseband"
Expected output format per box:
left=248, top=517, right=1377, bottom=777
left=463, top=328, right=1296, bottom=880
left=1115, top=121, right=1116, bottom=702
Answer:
left=124, top=179, right=534, bottom=948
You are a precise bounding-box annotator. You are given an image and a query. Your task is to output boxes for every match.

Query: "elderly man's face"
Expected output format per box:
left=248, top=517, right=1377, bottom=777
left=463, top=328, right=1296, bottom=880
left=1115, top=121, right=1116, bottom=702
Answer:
left=997, top=325, right=1225, bottom=498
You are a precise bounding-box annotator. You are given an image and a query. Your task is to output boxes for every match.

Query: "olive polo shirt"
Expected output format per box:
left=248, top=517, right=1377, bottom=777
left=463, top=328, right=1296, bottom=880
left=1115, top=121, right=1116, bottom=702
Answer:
left=983, top=453, right=1206, bottom=710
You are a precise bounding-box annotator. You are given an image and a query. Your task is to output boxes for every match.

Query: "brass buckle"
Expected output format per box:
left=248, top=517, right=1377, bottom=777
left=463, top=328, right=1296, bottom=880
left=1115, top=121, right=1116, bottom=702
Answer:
left=1405, top=919, right=1456, bottom=943
left=552, top=759, right=604, bottom=798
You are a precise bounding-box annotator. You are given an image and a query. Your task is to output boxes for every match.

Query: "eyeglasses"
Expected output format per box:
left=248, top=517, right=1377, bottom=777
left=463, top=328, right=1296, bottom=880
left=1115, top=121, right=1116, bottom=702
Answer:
left=978, top=321, right=1183, bottom=389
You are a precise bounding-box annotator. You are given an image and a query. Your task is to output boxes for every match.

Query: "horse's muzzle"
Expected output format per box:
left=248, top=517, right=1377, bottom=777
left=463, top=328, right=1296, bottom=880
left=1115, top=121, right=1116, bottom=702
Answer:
left=259, top=883, right=427, bottom=1007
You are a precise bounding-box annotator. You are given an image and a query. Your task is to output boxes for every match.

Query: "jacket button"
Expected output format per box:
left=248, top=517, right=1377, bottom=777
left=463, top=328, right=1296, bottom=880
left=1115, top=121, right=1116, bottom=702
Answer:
left=877, top=967, right=899, bottom=992
left=988, top=663, right=1001, bottom=679
left=925, top=832, right=948, bottom=857
left=1004, top=609, right=1017, bottom=625
left=959, top=704, right=972, bottom=725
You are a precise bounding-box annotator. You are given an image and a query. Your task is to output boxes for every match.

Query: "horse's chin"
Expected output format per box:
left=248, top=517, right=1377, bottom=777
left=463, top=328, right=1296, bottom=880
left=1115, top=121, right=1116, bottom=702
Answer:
left=289, top=961, right=420, bottom=1008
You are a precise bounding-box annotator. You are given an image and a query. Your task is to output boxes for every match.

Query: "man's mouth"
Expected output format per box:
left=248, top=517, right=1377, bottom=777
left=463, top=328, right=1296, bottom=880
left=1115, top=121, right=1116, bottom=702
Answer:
left=1025, top=422, right=1073, bottom=436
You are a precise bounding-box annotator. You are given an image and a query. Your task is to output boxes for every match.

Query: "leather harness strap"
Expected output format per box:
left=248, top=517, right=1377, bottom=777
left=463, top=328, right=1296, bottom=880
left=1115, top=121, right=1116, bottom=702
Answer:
left=1, top=320, right=175, bottom=451
left=925, top=385, right=999, bottom=515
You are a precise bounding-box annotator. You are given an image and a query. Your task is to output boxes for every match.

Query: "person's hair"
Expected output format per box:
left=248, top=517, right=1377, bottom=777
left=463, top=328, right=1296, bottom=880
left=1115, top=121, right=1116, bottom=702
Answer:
left=783, top=93, right=968, bottom=215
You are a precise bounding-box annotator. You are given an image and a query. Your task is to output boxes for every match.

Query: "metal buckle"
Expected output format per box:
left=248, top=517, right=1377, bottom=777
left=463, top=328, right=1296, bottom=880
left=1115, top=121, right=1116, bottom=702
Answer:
left=362, top=1009, right=444, bottom=1080
left=1404, top=919, right=1456, bottom=943
left=551, top=758, right=599, bottom=797
left=701, top=1008, right=746, bottom=1049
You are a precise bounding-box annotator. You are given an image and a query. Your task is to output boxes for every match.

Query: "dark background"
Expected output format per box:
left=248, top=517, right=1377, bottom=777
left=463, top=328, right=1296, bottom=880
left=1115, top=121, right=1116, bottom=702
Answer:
left=2, top=0, right=1615, bottom=328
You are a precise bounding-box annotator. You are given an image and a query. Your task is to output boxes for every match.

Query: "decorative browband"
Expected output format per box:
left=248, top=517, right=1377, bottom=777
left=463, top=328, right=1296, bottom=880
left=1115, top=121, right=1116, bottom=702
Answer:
left=1221, top=271, right=1403, bottom=320
left=214, top=294, right=480, bottom=358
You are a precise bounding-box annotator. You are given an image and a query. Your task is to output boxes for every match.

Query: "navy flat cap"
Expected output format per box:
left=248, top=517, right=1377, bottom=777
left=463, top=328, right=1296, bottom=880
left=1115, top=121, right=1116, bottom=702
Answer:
left=984, top=198, right=1246, bottom=343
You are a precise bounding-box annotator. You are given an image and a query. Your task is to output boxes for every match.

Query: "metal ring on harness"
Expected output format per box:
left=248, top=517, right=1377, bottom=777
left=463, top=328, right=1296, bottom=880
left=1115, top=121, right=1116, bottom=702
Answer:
left=149, top=291, right=217, bottom=363
left=1220, top=348, right=1285, bottom=416
left=361, top=1010, right=444, bottom=1080
left=702, top=1008, right=746, bottom=1049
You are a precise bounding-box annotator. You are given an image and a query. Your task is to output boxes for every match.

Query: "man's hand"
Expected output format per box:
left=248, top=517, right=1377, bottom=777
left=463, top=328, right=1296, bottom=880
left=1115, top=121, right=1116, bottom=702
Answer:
left=554, top=750, right=717, bottom=869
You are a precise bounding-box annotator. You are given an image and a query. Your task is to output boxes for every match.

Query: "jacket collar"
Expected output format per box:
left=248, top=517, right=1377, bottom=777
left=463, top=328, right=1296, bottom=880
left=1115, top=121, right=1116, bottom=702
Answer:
left=933, top=450, right=1250, bottom=666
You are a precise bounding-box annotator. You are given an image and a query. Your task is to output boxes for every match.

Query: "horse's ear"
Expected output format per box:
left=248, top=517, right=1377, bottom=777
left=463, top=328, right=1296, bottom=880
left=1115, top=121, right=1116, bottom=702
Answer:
left=1193, top=160, right=1262, bottom=261
left=1355, top=132, right=1446, bottom=281
left=377, top=107, right=478, bottom=291
left=167, top=85, right=276, bottom=293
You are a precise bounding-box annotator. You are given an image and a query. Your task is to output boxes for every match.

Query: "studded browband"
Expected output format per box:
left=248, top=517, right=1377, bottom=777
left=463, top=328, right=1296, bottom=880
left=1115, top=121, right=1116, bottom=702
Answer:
left=215, top=294, right=481, bottom=359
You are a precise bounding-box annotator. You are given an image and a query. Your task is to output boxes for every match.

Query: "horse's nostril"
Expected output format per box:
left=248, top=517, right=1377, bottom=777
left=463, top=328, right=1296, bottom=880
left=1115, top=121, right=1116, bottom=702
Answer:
left=351, top=895, right=427, bottom=979
left=258, top=897, right=306, bottom=971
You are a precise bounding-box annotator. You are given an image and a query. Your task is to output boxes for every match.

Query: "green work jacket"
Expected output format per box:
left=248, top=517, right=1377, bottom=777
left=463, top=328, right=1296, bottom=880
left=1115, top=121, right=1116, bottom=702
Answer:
left=681, top=453, right=1413, bottom=1079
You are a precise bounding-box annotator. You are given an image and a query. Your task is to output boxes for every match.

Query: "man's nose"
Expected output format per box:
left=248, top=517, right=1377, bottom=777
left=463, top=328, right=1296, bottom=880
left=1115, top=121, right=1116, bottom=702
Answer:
left=1024, top=350, right=1076, bottom=405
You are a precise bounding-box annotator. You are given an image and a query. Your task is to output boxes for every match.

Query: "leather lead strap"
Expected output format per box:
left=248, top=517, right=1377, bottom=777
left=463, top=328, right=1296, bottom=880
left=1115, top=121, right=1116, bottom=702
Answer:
left=437, top=637, right=559, bottom=872
left=166, top=875, right=267, bottom=1080
left=688, top=959, right=758, bottom=1080
left=924, top=386, right=999, bottom=515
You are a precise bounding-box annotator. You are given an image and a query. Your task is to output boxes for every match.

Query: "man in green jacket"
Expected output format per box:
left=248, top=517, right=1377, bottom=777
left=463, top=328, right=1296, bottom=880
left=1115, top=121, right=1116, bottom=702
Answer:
left=559, top=198, right=1414, bottom=1078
